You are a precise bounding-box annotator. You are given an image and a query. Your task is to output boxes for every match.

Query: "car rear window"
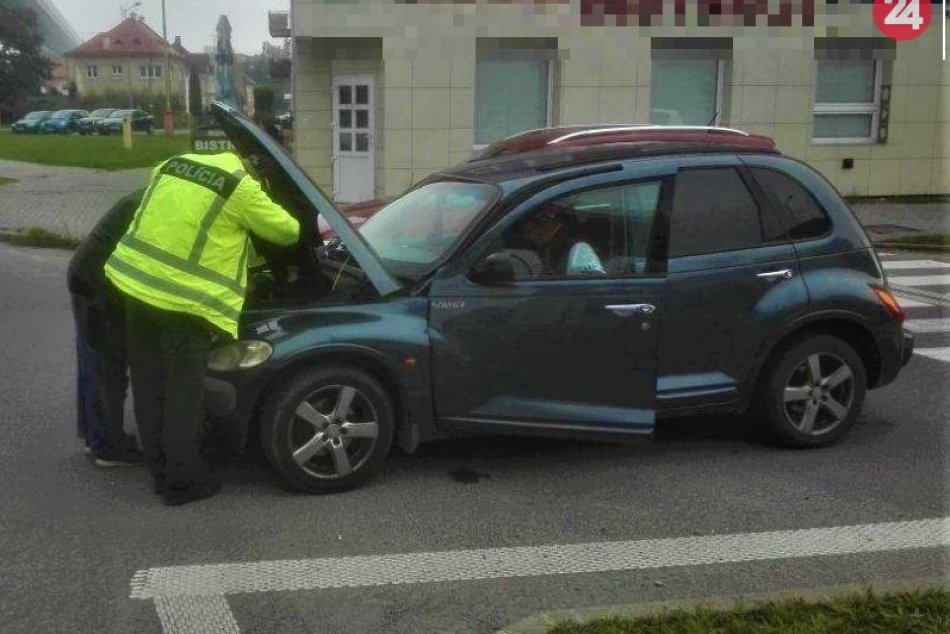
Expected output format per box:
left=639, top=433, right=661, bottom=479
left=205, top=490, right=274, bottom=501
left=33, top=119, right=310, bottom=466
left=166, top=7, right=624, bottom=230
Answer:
left=668, top=167, right=763, bottom=258
left=750, top=167, right=832, bottom=241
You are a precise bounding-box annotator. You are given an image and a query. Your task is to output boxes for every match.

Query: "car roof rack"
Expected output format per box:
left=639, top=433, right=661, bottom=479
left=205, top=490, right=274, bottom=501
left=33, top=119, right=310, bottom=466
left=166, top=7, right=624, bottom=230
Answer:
left=470, top=124, right=773, bottom=162
left=548, top=125, right=751, bottom=144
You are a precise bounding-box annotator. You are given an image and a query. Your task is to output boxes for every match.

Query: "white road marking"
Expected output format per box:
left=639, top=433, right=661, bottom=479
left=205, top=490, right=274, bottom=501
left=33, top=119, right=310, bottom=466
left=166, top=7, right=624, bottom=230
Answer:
left=154, top=596, right=240, bottom=634
left=895, top=297, right=934, bottom=308
left=131, top=517, right=949, bottom=633
left=881, top=260, right=950, bottom=270
left=905, top=318, right=950, bottom=333
left=887, top=275, right=950, bottom=287
left=914, top=348, right=950, bottom=363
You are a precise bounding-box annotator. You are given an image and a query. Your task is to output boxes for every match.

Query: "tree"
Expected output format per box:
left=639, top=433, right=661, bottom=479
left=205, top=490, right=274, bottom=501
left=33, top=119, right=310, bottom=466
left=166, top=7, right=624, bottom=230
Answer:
left=188, top=70, right=202, bottom=116
left=0, top=4, right=54, bottom=113
left=253, top=85, right=275, bottom=115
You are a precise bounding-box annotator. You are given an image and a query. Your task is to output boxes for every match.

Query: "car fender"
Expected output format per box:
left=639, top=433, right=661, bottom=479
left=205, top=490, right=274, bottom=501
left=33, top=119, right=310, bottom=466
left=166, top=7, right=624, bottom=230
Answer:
left=263, top=341, right=434, bottom=454
left=740, top=308, right=884, bottom=410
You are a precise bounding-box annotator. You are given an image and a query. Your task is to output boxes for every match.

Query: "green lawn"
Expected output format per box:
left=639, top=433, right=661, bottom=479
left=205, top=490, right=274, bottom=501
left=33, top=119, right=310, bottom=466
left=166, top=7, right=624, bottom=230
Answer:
left=546, top=588, right=950, bottom=634
left=0, top=132, right=189, bottom=170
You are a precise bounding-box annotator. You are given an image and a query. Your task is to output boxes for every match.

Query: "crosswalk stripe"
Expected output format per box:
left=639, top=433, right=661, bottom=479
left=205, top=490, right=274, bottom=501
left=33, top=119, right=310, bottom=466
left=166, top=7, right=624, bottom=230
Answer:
left=887, top=275, right=950, bottom=287
left=897, top=297, right=933, bottom=308
left=914, top=348, right=950, bottom=363
left=881, top=260, right=950, bottom=270
left=895, top=297, right=934, bottom=308
left=904, top=318, right=950, bottom=333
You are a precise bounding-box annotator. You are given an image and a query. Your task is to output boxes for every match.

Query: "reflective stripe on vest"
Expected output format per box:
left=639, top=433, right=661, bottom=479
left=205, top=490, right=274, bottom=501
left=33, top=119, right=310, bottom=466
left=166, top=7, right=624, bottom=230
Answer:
left=106, top=254, right=241, bottom=322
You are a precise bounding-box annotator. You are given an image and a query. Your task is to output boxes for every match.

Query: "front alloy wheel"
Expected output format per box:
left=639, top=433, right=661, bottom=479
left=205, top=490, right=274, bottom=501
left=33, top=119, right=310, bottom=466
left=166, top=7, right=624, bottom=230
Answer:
left=261, top=366, right=395, bottom=493
left=760, top=334, right=867, bottom=448
left=290, top=385, right=381, bottom=479
left=782, top=353, right=855, bottom=436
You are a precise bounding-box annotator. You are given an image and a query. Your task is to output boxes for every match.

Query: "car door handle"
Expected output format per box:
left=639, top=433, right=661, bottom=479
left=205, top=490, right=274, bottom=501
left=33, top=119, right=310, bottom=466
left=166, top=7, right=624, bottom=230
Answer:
left=756, top=269, right=795, bottom=281
left=605, top=303, right=656, bottom=316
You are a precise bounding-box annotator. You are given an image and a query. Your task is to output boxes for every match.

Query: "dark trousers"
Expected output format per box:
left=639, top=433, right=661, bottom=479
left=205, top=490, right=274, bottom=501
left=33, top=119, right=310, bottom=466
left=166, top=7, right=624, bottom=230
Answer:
left=70, top=289, right=129, bottom=452
left=124, top=297, right=217, bottom=488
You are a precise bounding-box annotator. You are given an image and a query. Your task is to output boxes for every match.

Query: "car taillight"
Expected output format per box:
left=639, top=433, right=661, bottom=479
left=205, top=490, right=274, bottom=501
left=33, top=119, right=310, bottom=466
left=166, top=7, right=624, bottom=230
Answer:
left=871, top=285, right=906, bottom=325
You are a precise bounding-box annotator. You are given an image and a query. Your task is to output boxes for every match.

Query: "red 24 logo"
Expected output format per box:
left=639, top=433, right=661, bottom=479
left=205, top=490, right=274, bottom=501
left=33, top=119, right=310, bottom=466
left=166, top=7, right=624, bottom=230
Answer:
left=874, top=0, right=932, bottom=41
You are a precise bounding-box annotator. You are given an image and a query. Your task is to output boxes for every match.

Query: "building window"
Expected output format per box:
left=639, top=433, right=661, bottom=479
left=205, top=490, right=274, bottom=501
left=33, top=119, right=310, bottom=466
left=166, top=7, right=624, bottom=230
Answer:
left=86, top=65, right=98, bottom=79
left=139, top=65, right=162, bottom=79
left=812, top=59, right=881, bottom=143
left=111, top=65, right=123, bottom=77
left=474, top=49, right=553, bottom=146
left=650, top=59, right=722, bottom=126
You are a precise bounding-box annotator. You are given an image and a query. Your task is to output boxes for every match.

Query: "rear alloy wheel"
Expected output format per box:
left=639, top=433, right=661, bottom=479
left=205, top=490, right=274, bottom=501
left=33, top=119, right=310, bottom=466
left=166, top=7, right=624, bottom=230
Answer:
left=260, top=366, right=395, bottom=493
left=759, top=335, right=867, bottom=448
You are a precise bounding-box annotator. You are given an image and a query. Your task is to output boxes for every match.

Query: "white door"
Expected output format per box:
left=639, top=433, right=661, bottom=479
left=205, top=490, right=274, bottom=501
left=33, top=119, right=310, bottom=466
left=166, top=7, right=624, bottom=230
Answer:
left=332, top=75, right=375, bottom=203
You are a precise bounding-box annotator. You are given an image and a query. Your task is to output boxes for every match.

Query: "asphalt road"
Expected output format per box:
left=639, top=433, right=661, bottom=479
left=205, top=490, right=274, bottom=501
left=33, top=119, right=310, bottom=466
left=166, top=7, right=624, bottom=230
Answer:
left=0, top=243, right=946, bottom=634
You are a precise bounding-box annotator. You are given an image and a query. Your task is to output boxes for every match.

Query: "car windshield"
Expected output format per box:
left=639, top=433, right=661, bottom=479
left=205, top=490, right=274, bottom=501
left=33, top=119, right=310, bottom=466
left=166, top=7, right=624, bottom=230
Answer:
left=90, top=109, right=113, bottom=117
left=112, top=110, right=132, bottom=118
left=358, top=180, right=498, bottom=279
left=24, top=112, right=47, bottom=120
left=50, top=112, right=70, bottom=119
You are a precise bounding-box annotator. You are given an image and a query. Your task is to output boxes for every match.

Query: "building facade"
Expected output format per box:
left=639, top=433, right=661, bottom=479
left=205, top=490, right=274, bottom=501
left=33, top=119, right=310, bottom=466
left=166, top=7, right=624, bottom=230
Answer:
left=8, top=0, right=80, bottom=57
left=288, top=0, right=947, bottom=203
left=63, top=14, right=188, bottom=102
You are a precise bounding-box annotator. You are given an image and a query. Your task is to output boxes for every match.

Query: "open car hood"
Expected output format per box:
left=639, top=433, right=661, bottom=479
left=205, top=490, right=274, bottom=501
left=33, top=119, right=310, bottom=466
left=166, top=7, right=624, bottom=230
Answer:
left=208, top=102, right=401, bottom=298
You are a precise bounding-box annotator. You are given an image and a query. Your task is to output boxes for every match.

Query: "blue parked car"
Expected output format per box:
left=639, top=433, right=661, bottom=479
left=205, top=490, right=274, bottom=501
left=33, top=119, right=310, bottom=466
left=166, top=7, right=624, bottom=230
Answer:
left=39, top=110, right=89, bottom=134
left=10, top=111, right=53, bottom=133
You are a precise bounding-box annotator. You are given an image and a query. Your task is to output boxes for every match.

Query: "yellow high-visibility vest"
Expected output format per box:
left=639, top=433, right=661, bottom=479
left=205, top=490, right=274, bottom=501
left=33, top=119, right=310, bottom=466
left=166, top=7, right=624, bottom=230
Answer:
left=104, top=152, right=299, bottom=338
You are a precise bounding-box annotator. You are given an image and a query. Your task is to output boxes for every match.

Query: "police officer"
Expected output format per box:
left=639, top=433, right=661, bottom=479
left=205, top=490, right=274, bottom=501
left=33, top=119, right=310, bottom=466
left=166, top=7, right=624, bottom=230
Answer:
left=68, top=189, right=144, bottom=466
left=105, top=151, right=299, bottom=506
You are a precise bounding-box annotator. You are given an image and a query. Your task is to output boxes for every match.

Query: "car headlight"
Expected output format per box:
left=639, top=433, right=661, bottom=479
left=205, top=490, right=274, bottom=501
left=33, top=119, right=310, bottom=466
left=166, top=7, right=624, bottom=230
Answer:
left=206, top=340, right=273, bottom=371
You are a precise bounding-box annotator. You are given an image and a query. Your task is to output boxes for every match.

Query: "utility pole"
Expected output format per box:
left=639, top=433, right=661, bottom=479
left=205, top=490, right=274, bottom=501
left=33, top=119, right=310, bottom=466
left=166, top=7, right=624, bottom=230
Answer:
left=161, top=0, right=173, bottom=136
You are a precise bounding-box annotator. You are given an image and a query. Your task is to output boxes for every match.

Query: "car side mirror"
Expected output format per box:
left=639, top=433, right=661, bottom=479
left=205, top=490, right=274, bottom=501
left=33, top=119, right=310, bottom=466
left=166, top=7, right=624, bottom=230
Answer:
left=470, top=252, right=518, bottom=285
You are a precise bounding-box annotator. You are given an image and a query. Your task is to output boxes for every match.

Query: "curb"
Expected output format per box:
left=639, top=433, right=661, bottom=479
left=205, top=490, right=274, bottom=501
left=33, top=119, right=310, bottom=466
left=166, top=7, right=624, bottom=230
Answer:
left=495, top=576, right=950, bottom=634
left=873, top=242, right=950, bottom=252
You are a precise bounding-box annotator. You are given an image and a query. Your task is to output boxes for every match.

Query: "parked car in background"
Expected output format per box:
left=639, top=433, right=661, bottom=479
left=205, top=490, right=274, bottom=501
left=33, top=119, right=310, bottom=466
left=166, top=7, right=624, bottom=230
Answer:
left=274, top=112, right=293, bottom=131
left=39, top=110, right=89, bottom=134
left=98, top=109, right=153, bottom=135
left=11, top=111, right=53, bottom=134
left=204, top=104, right=914, bottom=494
left=77, top=108, right=118, bottom=135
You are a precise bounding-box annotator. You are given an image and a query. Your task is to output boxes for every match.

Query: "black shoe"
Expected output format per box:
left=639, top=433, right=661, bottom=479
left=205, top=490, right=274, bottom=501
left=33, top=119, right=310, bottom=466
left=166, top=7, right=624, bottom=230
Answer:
left=94, top=438, right=144, bottom=468
left=163, top=477, right=221, bottom=507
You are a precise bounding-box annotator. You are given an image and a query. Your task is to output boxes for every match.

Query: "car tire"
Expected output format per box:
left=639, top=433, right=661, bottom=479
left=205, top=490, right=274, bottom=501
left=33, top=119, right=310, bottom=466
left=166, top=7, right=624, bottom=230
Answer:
left=259, top=365, right=395, bottom=493
left=756, top=334, right=867, bottom=448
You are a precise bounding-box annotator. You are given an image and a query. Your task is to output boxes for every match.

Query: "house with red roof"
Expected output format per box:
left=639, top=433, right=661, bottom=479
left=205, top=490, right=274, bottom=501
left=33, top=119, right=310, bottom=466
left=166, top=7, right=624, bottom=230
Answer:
left=63, top=12, right=188, bottom=104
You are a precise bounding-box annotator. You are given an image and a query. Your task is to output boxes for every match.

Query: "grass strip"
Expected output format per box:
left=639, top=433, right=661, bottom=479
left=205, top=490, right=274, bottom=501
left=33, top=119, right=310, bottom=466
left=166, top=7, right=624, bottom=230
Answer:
left=880, top=233, right=950, bottom=247
left=546, top=587, right=950, bottom=634
left=2, top=227, right=81, bottom=249
left=0, top=176, right=17, bottom=186
left=0, top=133, right=189, bottom=170
left=847, top=195, right=950, bottom=205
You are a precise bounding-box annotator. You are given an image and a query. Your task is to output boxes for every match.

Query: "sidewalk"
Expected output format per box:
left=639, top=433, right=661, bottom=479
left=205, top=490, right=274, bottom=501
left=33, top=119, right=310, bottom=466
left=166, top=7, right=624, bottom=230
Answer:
left=0, top=158, right=947, bottom=242
left=0, top=159, right=149, bottom=239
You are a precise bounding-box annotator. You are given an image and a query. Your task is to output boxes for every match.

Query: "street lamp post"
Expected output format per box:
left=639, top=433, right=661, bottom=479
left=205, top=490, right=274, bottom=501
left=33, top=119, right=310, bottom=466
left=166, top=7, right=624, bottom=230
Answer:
left=161, top=0, right=173, bottom=136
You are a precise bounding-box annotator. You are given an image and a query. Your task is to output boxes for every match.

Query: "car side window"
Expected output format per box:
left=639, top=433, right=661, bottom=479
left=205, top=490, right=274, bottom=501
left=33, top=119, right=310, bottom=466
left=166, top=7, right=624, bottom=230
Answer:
left=750, top=167, right=832, bottom=241
left=668, top=168, right=763, bottom=258
left=494, top=180, right=663, bottom=280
